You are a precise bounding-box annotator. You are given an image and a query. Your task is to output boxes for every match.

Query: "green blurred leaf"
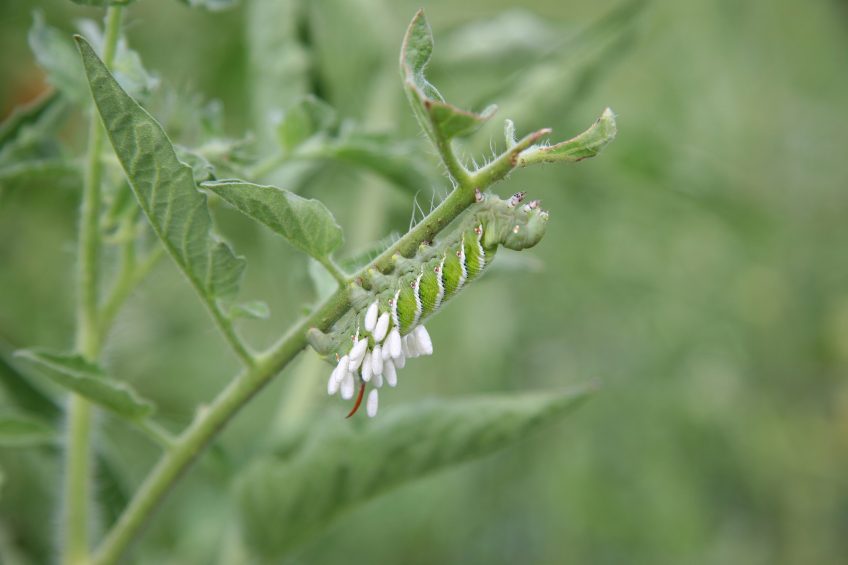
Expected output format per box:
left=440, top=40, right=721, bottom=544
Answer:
left=69, top=0, right=137, bottom=6
left=0, top=90, right=70, bottom=166
left=276, top=96, right=337, bottom=153
left=305, top=0, right=391, bottom=120
left=29, top=13, right=158, bottom=106
left=318, top=131, right=435, bottom=195
left=491, top=0, right=643, bottom=130
left=0, top=410, right=56, bottom=448
left=203, top=179, right=343, bottom=261
left=76, top=37, right=246, bottom=310
left=0, top=91, right=60, bottom=150
left=15, top=349, right=155, bottom=421
left=235, top=387, right=594, bottom=558
left=174, top=145, right=215, bottom=183
left=246, top=0, right=310, bottom=142
left=518, top=107, right=617, bottom=166
left=0, top=159, right=81, bottom=192
left=273, top=96, right=435, bottom=194
left=0, top=342, right=60, bottom=420
left=230, top=301, right=271, bottom=320
left=439, top=9, right=560, bottom=66
left=29, top=12, right=88, bottom=103
left=400, top=10, right=496, bottom=142
left=176, top=0, right=237, bottom=11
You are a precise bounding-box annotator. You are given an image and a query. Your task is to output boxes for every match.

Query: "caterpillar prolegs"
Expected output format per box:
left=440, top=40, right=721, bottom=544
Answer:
left=309, top=190, right=549, bottom=417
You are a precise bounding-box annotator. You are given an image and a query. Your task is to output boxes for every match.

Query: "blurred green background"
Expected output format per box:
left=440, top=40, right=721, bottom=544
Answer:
left=2, top=0, right=848, bottom=563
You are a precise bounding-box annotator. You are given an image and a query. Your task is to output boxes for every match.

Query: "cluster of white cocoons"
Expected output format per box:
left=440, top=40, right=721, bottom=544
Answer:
left=327, top=300, right=433, bottom=417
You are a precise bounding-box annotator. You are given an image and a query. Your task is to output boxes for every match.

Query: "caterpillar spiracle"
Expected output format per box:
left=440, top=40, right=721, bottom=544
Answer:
left=309, top=189, right=549, bottom=418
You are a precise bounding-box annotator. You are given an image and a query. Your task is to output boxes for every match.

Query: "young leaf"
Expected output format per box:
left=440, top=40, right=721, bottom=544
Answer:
left=518, top=107, right=617, bottom=166
left=15, top=349, right=154, bottom=421
left=202, top=180, right=343, bottom=261
left=76, top=37, right=246, bottom=310
left=400, top=10, right=496, bottom=143
left=0, top=410, right=56, bottom=448
left=235, top=386, right=594, bottom=558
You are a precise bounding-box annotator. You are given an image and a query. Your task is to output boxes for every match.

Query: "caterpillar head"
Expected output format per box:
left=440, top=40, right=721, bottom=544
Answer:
left=483, top=192, right=549, bottom=251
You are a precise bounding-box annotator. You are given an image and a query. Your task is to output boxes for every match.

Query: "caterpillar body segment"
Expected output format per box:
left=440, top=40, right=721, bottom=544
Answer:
left=319, top=191, right=548, bottom=416
left=318, top=191, right=548, bottom=361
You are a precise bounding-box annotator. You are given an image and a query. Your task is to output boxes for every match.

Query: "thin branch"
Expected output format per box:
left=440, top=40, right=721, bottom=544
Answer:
left=99, top=245, right=163, bottom=335
left=210, top=304, right=255, bottom=367
left=137, top=419, right=176, bottom=450
left=318, top=257, right=348, bottom=286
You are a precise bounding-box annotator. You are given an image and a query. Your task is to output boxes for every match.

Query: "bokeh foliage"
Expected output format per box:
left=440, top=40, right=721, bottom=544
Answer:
left=1, top=0, right=847, bottom=564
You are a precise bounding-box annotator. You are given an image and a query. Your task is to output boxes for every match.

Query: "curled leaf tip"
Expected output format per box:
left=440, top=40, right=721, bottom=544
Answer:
left=517, top=107, right=618, bottom=167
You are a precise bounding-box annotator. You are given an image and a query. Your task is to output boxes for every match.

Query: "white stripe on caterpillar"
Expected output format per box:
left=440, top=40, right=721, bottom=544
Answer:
left=456, top=235, right=467, bottom=291
left=411, top=271, right=423, bottom=328
left=433, top=256, right=446, bottom=310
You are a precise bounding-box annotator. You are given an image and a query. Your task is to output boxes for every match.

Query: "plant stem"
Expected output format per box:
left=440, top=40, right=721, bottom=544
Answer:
left=65, top=6, right=124, bottom=565
left=137, top=419, right=176, bottom=450
left=434, top=133, right=472, bottom=187
left=99, top=245, right=163, bottom=335
left=246, top=151, right=288, bottom=180
left=468, top=128, right=550, bottom=188
left=210, top=305, right=255, bottom=366
left=91, top=177, right=480, bottom=564
left=318, top=256, right=347, bottom=286
left=62, top=395, right=94, bottom=565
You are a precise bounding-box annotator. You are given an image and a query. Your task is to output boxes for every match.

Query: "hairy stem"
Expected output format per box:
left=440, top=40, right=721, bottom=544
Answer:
left=65, top=6, right=123, bottom=564
left=469, top=128, right=551, bottom=188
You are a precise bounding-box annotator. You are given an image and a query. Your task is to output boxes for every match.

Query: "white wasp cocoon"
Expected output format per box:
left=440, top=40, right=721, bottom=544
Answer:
left=384, top=359, right=398, bottom=387
left=361, top=352, right=373, bottom=383
left=364, top=301, right=379, bottom=332
left=373, top=312, right=390, bottom=343
left=366, top=389, right=379, bottom=418
left=340, top=371, right=355, bottom=400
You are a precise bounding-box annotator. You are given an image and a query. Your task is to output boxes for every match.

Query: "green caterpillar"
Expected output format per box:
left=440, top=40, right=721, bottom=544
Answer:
left=311, top=190, right=548, bottom=417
